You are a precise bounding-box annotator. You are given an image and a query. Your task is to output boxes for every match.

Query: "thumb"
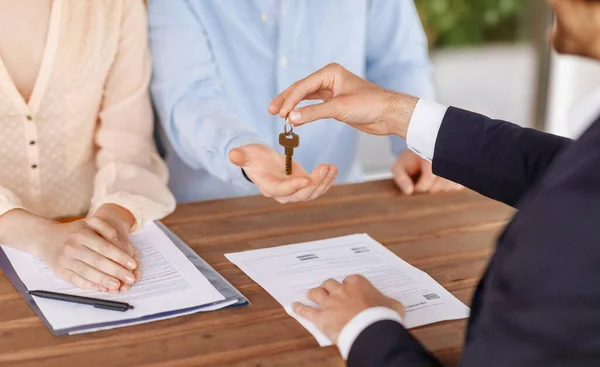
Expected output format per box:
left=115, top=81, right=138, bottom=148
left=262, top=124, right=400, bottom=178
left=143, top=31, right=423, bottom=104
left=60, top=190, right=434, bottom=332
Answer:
left=393, top=166, right=414, bottom=195
left=229, top=147, right=247, bottom=168
left=289, top=101, right=340, bottom=126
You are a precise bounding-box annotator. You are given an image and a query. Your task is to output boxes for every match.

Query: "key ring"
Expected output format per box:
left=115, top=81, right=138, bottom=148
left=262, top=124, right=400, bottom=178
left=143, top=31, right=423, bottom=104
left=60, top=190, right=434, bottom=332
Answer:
left=284, top=117, right=294, bottom=136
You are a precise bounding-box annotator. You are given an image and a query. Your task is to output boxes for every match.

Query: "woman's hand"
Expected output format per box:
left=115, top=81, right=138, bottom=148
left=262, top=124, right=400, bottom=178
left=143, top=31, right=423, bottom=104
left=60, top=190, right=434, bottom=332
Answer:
left=0, top=208, right=138, bottom=293
left=90, top=203, right=141, bottom=292
left=268, top=63, right=419, bottom=138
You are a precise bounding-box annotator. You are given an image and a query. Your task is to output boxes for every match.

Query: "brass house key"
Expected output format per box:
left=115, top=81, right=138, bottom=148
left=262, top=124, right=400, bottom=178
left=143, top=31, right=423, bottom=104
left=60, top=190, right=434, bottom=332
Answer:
left=279, top=120, right=299, bottom=175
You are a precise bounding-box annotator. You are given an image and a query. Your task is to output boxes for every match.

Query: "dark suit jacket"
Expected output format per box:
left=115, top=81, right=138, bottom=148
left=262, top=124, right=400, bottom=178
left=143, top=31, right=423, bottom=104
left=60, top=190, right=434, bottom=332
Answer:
left=348, top=107, right=600, bottom=367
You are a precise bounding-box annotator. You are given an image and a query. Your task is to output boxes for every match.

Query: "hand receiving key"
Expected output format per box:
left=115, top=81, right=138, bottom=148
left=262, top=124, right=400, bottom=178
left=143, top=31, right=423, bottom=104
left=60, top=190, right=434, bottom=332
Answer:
left=229, top=143, right=338, bottom=203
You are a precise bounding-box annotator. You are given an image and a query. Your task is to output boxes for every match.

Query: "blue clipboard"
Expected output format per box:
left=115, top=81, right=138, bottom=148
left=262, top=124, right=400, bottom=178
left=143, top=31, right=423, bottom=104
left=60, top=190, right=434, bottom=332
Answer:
left=0, top=221, right=249, bottom=336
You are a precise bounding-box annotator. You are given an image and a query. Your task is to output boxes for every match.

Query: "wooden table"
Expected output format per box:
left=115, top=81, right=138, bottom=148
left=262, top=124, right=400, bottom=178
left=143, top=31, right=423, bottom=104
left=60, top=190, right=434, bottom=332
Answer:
left=0, top=180, right=513, bottom=367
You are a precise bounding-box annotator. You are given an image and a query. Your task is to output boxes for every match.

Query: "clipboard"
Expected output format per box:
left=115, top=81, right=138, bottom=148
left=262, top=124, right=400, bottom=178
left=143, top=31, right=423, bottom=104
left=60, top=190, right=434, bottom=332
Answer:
left=0, top=221, right=249, bottom=336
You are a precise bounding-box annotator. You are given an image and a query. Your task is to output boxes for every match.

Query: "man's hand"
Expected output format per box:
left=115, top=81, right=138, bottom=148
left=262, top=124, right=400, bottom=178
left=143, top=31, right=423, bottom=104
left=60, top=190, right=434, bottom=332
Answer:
left=292, top=275, right=405, bottom=344
left=229, top=144, right=338, bottom=203
left=268, top=63, right=418, bottom=138
left=393, top=150, right=463, bottom=195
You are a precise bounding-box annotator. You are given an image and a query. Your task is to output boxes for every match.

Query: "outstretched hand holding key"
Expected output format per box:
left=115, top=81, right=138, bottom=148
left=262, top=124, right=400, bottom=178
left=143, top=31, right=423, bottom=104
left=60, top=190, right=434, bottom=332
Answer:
left=229, top=119, right=338, bottom=203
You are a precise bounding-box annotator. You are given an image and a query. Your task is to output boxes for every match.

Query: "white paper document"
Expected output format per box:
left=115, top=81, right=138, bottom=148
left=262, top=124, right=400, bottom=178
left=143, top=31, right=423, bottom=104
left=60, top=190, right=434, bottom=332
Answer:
left=1, top=222, right=225, bottom=331
left=226, top=234, right=469, bottom=346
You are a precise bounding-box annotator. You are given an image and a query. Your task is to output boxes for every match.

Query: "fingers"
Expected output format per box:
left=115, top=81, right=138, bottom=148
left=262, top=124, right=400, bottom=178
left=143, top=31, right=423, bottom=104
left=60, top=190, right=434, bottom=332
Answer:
left=124, top=251, right=141, bottom=292
left=86, top=216, right=137, bottom=259
left=275, top=165, right=329, bottom=203
left=306, top=287, right=329, bottom=304
left=76, top=229, right=137, bottom=292
left=292, top=302, right=320, bottom=321
left=117, top=236, right=137, bottom=260
left=85, top=216, right=120, bottom=245
left=392, top=151, right=422, bottom=195
left=434, top=178, right=465, bottom=193
left=393, top=165, right=415, bottom=195
left=276, top=164, right=337, bottom=203
left=74, top=244, right=136, bottom=287
left=430, top=178, right=448, bottom=194
left=440, top=179, right=463, bottom=192
left=304, top=280, right=340, bottom=306
left=229, top=147, right=247, bottom=168
left=306, top=279, right=342, bottom=305
left=321, top=278, right=342, bottom=293
left=262, top=175, right=311, bottom=198
left=81, top=231, right=137, bottom=271
left=309, top=165, right=338, bottom=200
left=58, top=269, right=96, bottom=291
left=343, top=274, right=379, bottom=296
left=237, top=144, right=319, bottom=200
left=269, top=80, right=300, bottom=115
left=287, top=101, right=340, bottom=126
left=68, top=259, right=123, bottom=291
left=415, top=169, right=436, bottom=193
left=272, top=64, right=341, bottom=119
left=120, top=250, right=140, bottom=292
left=343, top=274, right=368, bottom=286
left=133, top=251, right=141, bottom=281
left=428, top=178, right=443, bottom=194
left=275, top=74, right=325, bottom=118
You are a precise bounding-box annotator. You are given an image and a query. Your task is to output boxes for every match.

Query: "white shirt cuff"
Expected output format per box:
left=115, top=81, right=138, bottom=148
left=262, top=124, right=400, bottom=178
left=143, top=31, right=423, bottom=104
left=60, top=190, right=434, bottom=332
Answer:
left=336, top=306, right=404, bottom=360
left=406, top=99, right=449, bottom=162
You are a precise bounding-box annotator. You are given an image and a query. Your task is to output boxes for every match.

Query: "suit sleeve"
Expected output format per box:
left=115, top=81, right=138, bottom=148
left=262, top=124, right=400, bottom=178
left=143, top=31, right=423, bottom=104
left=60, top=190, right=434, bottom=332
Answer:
left=432, top=107, right=571, bottom=207
left=347, top=320, right=442, bottom=367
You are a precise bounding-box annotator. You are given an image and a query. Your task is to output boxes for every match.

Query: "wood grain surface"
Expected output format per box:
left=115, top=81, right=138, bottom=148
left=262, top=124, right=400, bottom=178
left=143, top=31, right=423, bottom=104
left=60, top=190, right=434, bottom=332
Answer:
left=0, top=180, right=513, bottom=367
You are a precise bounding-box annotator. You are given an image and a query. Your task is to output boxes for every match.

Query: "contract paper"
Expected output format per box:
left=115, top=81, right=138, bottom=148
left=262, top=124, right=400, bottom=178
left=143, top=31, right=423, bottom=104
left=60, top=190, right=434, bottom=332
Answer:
left=226, top=234, right=469, bottom=346
left=1, top=222, right=225, bottom=331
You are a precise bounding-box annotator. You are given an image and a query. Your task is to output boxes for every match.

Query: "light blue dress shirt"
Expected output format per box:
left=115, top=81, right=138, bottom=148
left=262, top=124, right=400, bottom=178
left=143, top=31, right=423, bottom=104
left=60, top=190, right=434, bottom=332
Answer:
left=149, top=0, right=435, bottom=202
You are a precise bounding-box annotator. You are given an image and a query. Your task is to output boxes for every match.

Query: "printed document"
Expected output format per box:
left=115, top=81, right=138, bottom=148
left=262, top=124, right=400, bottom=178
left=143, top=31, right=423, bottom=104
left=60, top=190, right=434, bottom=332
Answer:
left=226, top=234, right=469, bottom=346
left=1, top=222, right=225, bottom=331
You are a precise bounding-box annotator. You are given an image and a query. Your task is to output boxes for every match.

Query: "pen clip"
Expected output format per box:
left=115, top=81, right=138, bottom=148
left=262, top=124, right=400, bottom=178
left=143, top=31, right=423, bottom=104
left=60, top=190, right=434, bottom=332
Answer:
left=94, top=303, right=132, bottom=312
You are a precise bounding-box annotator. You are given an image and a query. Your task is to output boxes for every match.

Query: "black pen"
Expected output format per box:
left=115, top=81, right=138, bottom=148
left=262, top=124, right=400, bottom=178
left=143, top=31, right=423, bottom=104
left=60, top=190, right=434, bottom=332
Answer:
left=28, top=290, right=134, bottom=312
